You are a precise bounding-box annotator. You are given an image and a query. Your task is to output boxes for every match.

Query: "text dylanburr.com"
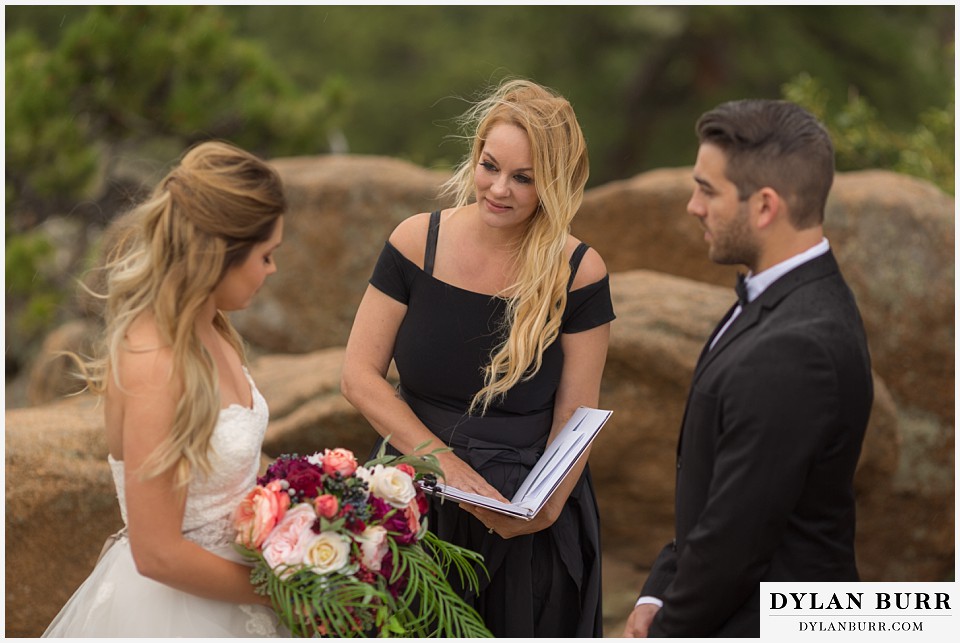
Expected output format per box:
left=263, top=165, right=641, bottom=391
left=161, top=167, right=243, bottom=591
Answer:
left=761, top=582, right=955, bottom=639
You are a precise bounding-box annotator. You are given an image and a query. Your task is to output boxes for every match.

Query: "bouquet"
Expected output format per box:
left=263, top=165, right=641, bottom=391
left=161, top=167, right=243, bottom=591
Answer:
left=233, top=442, right=492, bottom=637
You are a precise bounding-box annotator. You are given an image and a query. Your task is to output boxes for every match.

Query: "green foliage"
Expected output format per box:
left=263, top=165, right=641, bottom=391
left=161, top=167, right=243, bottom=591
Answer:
left=242, top=532, right=491, bottom=638
left=783, top=73, right=954, bottom=194
left=6, top=5, right=342, bottom=225
left=228, top=5, right=954, bottom=186
left=5, top=30, right=100, bottom=215
left=4, top=227, right=63, bottom=343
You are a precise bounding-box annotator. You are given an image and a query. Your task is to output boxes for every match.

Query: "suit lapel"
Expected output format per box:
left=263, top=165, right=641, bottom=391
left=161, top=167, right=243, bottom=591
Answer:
left=690, top=251, right=841, bottom=387
left=695, top=303, right=739, bottom=368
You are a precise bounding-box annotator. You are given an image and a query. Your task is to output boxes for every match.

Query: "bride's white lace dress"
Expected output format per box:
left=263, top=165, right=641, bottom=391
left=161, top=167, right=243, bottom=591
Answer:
left=43, top=370, right=282, bottom=637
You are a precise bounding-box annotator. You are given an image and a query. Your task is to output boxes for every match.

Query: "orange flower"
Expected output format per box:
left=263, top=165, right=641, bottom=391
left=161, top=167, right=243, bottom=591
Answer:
left=234, top=480, right=291, bottom=549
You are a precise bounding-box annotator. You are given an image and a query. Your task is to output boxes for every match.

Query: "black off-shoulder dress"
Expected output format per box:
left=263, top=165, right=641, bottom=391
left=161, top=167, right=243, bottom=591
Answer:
left=368, top=210, right=615, bottom=637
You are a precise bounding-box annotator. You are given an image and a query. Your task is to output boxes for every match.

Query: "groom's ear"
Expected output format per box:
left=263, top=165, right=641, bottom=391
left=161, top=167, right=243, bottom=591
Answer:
left=752, top=187, right=782, bottom=230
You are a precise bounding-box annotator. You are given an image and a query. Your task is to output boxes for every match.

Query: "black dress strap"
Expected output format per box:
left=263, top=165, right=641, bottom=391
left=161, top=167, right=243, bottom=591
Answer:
left=423, top=210, right=441, bottom=276
left=567, top=242, right=590, bottom=290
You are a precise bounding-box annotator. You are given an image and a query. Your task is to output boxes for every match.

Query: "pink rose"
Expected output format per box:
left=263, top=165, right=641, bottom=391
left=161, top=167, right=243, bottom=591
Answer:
left=261, top=503, right=317, bottom=578
left=395, top=463, right=416, bottom=479
left=234, top=480, right=291, bottom=549
left=314, top=494, right=339, bottom=519
left=321, top=448, right=358, bottom=478
left=356, top=526, right=389, bottom=571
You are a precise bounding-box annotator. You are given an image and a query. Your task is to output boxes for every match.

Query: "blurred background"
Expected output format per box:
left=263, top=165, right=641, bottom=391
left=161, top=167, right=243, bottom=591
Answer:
left=4, top=4, right=954, bottom=396
left=5, top=6, right=955, bottom=636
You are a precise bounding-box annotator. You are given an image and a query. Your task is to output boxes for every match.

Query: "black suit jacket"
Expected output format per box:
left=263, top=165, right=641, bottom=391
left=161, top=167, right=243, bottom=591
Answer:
left=642, top=250, right=873, bottom=637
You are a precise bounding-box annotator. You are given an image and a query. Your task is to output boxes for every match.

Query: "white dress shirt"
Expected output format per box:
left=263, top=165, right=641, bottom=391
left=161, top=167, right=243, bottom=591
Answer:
left=708, top=238, right=831, bottom=350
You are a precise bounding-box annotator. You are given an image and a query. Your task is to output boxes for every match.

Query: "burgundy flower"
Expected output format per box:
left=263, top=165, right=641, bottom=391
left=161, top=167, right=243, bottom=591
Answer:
left=369, top=496, right=392, bottom=521
left=381, top=509, right=418, bottom=544
left=380, top=551, right=408, bottom=598
left=258, top=455, right=296, bottom=486
left=284, top=460, right=325, bottom=498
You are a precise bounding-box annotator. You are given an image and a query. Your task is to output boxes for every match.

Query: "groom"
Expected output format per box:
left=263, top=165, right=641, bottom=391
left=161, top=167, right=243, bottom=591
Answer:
left=624, top=99, right=873, bottom=637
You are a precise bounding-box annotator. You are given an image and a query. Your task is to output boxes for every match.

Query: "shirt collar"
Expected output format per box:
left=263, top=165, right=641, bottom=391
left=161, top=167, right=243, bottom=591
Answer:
left=743, top=238, right=830, bottom=303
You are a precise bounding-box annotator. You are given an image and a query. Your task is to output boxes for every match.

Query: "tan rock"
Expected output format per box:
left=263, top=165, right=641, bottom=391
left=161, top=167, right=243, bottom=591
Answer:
left=8, top=270, right=951, bottom=636
left=26, top=319, right=99, bottom=406
left=9, top=158, right=954, bottom=634
left=590, top=270, right=949, bottom=584
left=228, top=155, right=451, bottom=354
left=31, top=163, right=952, bottom=433
left=5, top=395, right=116, bottom=638
left=575, top=168, right=955, bottom=425
left=574, top=168, right=737, bottom=285
left=251, top=347, right=383, bottom=460
left=824, top=171, right=954, bottom=425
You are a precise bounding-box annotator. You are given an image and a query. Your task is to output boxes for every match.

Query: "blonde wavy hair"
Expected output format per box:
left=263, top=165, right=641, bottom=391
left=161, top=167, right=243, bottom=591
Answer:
left=81, top=141, right=285, bottom=486
left=442, top=79, right=590, bottom=415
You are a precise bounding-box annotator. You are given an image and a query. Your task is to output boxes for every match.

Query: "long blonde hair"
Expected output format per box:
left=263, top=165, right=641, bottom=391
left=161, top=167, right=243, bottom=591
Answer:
left=442, top=79, right=589, bottom=415
left=82, top=141, right=285, bottom=486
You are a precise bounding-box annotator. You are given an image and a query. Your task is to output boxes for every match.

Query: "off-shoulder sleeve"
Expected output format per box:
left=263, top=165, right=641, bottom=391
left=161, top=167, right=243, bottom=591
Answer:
left=369, top=241, right=413, bottom=305
left=562, top=274, right=616, bottom=333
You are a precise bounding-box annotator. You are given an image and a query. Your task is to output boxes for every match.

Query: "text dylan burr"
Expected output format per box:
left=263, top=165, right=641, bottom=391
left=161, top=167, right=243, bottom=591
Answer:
left=770, top=592, right=951, bottom=611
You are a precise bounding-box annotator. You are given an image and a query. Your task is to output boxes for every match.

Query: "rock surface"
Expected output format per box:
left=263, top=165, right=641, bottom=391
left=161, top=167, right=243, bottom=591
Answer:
left=229, top=155, right=450, bottom=354
left=576, top=168, right=955, bottom=425
left=6, top=272, right=952, bottom=637
left=30, top=160, right=953, bottom=433
left=8, top=158, right=954, bottom=637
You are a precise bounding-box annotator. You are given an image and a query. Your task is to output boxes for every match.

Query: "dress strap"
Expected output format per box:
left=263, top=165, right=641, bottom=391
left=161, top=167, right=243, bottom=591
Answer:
left=567, top=242, right=590, bottom=290
left=423, top=210, right=441, bottom=276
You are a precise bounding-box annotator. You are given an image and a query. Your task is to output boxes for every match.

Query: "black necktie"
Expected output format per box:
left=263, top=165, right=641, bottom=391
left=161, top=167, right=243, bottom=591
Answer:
left=735, top=273, right=749, bottom=307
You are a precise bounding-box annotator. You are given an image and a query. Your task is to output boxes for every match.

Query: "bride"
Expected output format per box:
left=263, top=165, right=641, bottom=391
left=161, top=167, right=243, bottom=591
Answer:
left=44, top=141, right=287, bottom=637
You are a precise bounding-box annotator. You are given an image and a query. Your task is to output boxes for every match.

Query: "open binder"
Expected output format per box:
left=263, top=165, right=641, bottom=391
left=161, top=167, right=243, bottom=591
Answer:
left=420, top=406, right=612, bottom=520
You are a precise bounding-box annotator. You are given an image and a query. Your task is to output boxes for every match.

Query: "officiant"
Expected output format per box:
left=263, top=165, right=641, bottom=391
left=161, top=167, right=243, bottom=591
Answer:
left=340, top=78, right=615, bottom=637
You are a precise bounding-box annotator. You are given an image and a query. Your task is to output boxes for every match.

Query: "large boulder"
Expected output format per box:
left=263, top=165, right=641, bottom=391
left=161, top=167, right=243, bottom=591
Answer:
left=593, top=269, right=950, bottom=583
left=25, top=319, right=98, bottom=405
left=5, top=394, right=117, bottom=639
left=23, top=154, right=449, bottom=404
left=574, top=168, right=737, bottom=284
left=7, top=270, right=952, bottom=637
left=575, top=169, right=955, bottom=426
left=822, top=171, right=954, bottom=426
left=229, top=154, right=451, bottom=354
left=27, top=161, right=952, bottom=436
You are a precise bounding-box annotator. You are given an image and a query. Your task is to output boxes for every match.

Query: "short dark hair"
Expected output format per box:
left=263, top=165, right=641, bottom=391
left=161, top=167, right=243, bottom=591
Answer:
left=696, top=99, right=834, bottom=228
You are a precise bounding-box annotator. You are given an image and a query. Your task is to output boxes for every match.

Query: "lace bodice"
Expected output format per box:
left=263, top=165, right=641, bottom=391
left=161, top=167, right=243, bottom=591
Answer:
left=108, top=369, right=269, bottom=549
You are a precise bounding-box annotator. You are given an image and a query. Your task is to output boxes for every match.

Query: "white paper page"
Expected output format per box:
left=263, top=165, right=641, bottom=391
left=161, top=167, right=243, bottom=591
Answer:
left=427, top=485, right=533, bottom=518
left=418, top=406, right=612, bottom=520
left=511, top=407, right=609, bottom=505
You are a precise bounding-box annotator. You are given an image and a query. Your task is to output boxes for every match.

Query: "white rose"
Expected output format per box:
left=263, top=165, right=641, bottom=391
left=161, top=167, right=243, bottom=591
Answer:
left=369, top=465, right=417, bottom=508
left=354, top=466, right=372, bottom=485
left=302, top=531, right=351, bottom=575
left=355, top=525, right=389, bottom=571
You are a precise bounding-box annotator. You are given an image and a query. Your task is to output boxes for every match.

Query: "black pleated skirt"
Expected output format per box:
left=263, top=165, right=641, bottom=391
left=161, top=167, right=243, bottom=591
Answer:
left=374, top=388, right=602, bottom=637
